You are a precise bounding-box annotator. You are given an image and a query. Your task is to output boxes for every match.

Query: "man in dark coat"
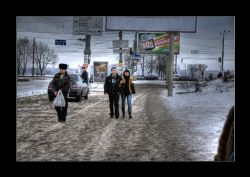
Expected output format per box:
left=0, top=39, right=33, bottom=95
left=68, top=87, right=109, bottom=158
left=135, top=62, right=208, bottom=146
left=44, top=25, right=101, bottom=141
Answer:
left=217, top=72, right=223, bottom=78
left=104, top=67, right=122, bottom=119
left=81, top=66, right=88, bottom=84
left=52, top=63, right=71, bottom=122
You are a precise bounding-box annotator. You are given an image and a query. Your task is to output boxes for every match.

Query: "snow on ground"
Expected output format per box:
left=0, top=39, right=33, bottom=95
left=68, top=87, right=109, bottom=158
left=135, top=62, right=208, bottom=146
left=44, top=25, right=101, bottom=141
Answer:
left=16, top=78, right=235, bottom=161
left=17, top=78, right=104, bottom=98
left=89, top=82, right=104, bottom=93
left=17, top=79, right=51, bottom=98
left=159, top=78, right=234, bottom=159
left=167, top=78, right=234, bottom=116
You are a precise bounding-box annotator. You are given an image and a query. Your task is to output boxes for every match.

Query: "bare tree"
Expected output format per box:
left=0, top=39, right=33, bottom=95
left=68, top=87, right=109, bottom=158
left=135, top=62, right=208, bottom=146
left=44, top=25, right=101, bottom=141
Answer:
left=16, top=38, right=32, bottom=76
left=188, top=64, right=208, bottom=80
left=199, top=64, right=208, bottom=81
left=188, top=64, right=199, bottom=79
left=35, top=42, right=58, bottom=76
left=156, top=55, right=167, bottom=79
left=123, top=53, right=132, bottom=69
left=16, top=39, right=22, bottom=75
left=145, top=55, right=157, bottom=75
left=140, top=55, right=145, bottom=76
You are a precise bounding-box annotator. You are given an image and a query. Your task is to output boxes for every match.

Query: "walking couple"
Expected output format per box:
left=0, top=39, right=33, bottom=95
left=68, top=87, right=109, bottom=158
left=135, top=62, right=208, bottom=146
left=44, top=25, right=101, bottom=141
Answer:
left=104, top=67, right=136, bottom=119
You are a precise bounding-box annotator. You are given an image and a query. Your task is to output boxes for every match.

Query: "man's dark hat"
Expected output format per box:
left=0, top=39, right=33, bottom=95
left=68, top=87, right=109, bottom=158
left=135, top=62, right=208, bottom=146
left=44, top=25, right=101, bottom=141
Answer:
left=59, top=63, right=67, bottom=69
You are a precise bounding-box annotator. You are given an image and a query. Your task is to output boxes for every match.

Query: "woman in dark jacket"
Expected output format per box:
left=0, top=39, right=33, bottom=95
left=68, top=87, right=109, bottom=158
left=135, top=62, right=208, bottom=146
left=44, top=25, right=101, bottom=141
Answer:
left=119, top=70, right=135, bottom=118
left=52, top=63, right=71, bottom=122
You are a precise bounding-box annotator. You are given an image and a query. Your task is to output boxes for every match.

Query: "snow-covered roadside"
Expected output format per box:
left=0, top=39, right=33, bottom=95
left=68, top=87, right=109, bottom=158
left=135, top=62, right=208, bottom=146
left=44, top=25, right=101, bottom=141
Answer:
left=165, top=78, right=234, bottom=119
left=17, top=79, right=51, bottom=98
left=159, top=78, right=234, bottom=160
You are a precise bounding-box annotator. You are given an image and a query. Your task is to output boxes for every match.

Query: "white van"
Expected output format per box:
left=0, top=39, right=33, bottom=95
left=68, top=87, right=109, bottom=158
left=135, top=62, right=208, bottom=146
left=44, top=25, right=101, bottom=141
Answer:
left=173, top=74, right=181, bottom=79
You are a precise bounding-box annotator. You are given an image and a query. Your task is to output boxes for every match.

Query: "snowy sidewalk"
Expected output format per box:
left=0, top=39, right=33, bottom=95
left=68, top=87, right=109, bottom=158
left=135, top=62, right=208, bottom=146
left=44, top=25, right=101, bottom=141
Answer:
left=16, top=79, right=234, bottom=161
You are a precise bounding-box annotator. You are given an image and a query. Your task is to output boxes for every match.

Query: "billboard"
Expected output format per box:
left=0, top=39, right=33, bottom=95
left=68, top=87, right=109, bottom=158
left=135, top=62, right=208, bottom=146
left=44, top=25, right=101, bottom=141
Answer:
left=93, top=62, right=108, bottom=82
left=105, top=16, right=196, bottom=32
left=137, top=33, right=180, bottom=54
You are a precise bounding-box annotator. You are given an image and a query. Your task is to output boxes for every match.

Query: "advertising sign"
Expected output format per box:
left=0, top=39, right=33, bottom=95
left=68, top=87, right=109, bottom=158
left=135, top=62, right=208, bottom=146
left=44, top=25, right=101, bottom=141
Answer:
left=93, top=62, right=108, bottom=82
left=137, top=33, right=180, bottom=54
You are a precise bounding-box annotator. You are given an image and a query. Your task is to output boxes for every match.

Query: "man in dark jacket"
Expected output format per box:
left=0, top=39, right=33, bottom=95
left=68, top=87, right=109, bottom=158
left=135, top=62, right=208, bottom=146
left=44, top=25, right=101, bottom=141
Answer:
left=217, top=72, right=223, bottom=78
left=104, top=67, right=122, bottom=119
left=81, top=66, right=88, bottom=84
left=52, top=63, right=71, bottom=122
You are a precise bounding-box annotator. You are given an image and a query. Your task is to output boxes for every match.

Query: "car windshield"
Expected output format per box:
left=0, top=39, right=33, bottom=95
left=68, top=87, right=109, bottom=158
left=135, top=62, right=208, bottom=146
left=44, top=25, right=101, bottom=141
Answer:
left=69, top=74, right=80, bottom=82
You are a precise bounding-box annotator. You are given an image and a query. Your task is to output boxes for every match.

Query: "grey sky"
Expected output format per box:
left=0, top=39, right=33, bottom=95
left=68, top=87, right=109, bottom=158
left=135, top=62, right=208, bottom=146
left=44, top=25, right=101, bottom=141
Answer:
left=16, top=16, right=234, bottom=70
left=178, top=16, right=234, bottom=70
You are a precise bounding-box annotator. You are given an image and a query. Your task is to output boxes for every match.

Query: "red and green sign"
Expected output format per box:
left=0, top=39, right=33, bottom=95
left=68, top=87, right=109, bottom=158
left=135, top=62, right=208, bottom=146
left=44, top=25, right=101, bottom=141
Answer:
left=138, top=33, right=180, bottom=54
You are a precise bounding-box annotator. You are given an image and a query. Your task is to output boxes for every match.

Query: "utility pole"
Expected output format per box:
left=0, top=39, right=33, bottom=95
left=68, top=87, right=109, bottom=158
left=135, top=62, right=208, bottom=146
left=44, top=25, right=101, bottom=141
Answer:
left=32, top=38, right=35, bottom=76
left=166, top=54, right=169, bottom=83
left=132, top=32, right=137, bottom=75
left=174, top=54, right=177, bottom=74
left=119, top=31, right=123, bottom=73
left=142, top=55, right=145, bottom=77
left=220, top=30, right=230, bottom=75
left=167, top=32, right=175, bottom=96
left=84, top=35, right=91, bottom=69
left=85, top=35, right=91, bottom=55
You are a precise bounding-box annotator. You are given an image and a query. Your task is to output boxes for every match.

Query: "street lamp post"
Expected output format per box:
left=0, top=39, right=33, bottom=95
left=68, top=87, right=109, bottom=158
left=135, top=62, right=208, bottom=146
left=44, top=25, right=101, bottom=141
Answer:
left=220, top=30, right=230, bottom=74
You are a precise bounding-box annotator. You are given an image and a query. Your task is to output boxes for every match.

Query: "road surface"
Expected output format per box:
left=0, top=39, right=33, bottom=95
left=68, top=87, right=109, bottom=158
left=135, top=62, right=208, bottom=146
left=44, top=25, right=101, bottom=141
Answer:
left=16, top=81, right=222, bottom=161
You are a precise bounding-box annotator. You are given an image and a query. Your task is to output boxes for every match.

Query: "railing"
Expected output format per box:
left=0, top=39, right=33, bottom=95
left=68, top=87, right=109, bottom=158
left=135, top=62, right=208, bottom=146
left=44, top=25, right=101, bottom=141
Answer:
left=173, top=81, right=206, bottom=92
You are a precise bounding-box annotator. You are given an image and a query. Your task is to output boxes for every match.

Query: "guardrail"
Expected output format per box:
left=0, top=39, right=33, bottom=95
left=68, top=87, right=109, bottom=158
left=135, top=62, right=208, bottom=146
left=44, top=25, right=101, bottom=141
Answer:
left=17, top=75, right=54, bottom=81
left=173, top=80, right=206, bottom=92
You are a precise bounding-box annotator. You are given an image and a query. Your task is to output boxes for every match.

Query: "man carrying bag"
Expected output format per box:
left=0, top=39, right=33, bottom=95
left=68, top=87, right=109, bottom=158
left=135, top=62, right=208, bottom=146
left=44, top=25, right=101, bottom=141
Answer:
left=52, top=63, right=71, bottom=122
left=53, top=90, right=65, bottom=107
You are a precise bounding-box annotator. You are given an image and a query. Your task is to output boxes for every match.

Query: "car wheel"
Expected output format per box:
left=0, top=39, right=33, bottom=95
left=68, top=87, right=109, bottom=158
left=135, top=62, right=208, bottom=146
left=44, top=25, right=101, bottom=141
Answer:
left=84, top=94, right=88, bottom=100
left=76, top=92, right=82, bottom=102
left=84, top=91, right=88, bottom=100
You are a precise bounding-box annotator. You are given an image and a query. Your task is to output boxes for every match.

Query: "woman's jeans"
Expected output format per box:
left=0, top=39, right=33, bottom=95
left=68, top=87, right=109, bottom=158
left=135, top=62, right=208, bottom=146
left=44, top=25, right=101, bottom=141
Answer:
left=121, top=93, right=132, bottom=115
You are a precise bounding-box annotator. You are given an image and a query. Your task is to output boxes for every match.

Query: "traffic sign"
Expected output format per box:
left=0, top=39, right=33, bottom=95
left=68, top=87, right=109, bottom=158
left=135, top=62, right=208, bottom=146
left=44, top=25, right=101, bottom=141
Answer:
left=84, top=54, right=89, bottom=64
left=112, top=40, right=129, bottom=48
left=84, top=49, right=91, bottom=55
left=55, top=40, right=66, bottom=45
left=191, top=50, right=199, bottom=54
left=113, top=49, right=130, bottom=53
left=118, top=62, right=123, bottom=67
left=73, top=16, right=103, bottom=36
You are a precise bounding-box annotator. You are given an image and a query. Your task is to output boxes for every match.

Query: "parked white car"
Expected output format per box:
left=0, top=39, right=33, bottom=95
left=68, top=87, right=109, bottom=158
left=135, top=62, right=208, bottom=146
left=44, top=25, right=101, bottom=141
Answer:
left=173, top=74, right=181, bottom=79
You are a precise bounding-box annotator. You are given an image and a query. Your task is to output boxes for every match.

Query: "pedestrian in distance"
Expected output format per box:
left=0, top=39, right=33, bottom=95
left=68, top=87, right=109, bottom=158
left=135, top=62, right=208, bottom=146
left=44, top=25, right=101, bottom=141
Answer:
left=81, top=66, right=88, bottom=84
